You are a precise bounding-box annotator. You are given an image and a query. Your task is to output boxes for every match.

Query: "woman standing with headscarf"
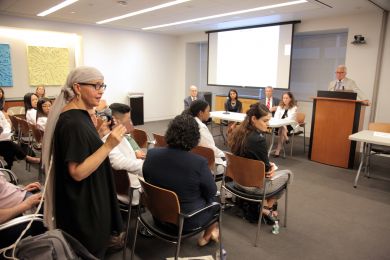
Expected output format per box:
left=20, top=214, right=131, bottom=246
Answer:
left=42, top=66, right=126, bottom=258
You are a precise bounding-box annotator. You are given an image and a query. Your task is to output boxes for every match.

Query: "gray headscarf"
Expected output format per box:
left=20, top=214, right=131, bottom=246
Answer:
left=42, top=66, right=104, bottom=229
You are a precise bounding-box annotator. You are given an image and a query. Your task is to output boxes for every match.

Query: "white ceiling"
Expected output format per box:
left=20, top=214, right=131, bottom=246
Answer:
left=0, top=0, right=387, bottom=35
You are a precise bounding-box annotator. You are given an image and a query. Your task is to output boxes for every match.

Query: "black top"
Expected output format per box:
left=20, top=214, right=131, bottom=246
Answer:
left=224, top=99, right=242, bottom=113
left=143, top=147, right=217, bottom=230
left=237, top=130, right=271, bottom=172
left=53, top=109, right=122, bottom=257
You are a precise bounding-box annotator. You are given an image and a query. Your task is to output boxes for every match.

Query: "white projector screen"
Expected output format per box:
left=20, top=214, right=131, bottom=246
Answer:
left=208, top=23, right=294, bottom=89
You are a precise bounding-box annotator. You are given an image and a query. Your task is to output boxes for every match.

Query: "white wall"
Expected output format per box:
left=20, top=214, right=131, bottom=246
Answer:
left=178, top=11, right=389, bottom=133
left=0, top=15, right=181, bottom=122
left=375, top=14, right=390, bottom=122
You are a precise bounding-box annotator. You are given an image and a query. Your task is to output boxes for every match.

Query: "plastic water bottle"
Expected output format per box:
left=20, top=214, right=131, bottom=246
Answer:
left=272, top=220, right=279, bottom=235
left=215, top=247, right=227, bottom=260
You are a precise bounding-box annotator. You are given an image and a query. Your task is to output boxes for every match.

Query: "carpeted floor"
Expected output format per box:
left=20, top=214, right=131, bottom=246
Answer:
left=11, top=119, right=390, bottom=260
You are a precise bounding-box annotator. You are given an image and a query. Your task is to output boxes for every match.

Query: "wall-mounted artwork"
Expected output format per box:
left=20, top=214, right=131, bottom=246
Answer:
left=27, top=46, right=69, bottom=86
left=0, top=44, right=13, bottom=87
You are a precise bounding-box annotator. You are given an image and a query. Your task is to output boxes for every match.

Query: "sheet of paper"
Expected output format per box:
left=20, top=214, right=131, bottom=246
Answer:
left=374, top=131, right=390, bottom=139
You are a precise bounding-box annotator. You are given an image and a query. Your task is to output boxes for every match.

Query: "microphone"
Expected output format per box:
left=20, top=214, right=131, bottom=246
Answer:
left=223, top=96, right=230, bottom=114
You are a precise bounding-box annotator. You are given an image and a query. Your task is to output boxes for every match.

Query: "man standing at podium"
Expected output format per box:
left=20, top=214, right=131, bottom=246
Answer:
left=328, top=65, right=369, bottom=105
left=184, top=85, right=205, bottom=110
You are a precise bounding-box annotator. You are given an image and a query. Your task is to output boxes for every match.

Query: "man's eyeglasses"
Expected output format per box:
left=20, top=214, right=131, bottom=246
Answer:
left=78, top=82, right=107, bottom=91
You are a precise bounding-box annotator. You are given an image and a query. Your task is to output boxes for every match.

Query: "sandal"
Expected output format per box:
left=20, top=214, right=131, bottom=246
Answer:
left=262, top=207, right=276, bottom=225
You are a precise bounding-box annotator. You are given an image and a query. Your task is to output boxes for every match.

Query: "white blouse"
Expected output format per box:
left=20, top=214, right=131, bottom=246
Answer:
left=36, top=117, right=47, bottom=131
left=26, top=109, right=37, bottom=125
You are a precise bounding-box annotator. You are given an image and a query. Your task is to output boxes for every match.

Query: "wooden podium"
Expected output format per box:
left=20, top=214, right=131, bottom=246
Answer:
left=309, top=97, right=365, bottom=168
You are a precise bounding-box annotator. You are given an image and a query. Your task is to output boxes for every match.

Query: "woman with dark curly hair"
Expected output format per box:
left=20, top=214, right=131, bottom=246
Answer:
left=143, top=114, right=219, bottom=246
left=0, top=88, right=5, bottom=111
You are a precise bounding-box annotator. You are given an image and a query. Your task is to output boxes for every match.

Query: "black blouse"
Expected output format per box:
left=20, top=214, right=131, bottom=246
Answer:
left=224, top=99, right=243, bottom=113
left=237, top=130, right=271, bottom=172
left=53, top=109, right=122, bottom=257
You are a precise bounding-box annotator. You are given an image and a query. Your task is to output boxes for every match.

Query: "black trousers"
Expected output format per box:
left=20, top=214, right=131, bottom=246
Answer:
left=0, top=141, right=26, bottom=169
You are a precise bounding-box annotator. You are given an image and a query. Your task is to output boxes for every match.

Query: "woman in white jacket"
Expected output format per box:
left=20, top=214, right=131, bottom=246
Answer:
left=188, top=100, right=225, bottom=175
left=273, top=92, right=298, bottom=157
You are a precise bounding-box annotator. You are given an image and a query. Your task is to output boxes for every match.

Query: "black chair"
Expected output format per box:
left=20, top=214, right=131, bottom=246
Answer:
left=112, top=168, right=139, bottom=260
left=0, top=214, right=46, bottom=249
left=131, top=178, right=223, bottom=260
left=222, top=152, right=290, bottom=246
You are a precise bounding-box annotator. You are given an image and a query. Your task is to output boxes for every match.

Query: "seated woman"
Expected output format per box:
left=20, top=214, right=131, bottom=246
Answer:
left=35, top=85, right=46, bottom=99
left=188, top=100, right=225, bottom=175
left=36, top=98, right=52, bottom=131
left=0, top=173, right=42, bottom=224
left=143, top=114, right=219, bottom=246
left=24, top=93, right=38, bottom=125
left=224, top=89, right=242, bottom=113
left=228, top=103, right=292, bottom=223
left=0, top=110, right=40, bottom=169
left=273, top=91, right=298, bottom=157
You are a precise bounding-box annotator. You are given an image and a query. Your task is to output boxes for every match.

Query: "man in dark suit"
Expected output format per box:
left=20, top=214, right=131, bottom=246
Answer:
left=260, top=86, right=280, bottom=116
left=184, top=85, right=205, bottom=110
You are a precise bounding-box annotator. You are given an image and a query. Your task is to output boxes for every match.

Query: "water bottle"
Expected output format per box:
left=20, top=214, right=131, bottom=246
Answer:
left=215, top=247, right=227, bottom=260
left=272, top=220, right=279, bottom=235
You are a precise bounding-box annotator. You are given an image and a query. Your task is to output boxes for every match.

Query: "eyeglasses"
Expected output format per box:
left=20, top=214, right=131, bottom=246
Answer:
left=78, top=82, right=107, bottom=91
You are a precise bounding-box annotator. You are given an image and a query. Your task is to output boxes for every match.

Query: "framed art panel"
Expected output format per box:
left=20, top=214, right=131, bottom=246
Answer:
left=0, top=44, right=13, bottom=87
left=27, top=46, right=69, bottom=86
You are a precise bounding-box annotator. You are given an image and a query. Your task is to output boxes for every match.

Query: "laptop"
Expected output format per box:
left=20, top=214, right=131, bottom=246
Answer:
left=317, top=90, right=357, bottom=100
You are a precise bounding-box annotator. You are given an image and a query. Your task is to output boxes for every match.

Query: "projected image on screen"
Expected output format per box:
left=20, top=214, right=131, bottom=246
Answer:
left=208, top=23, right=293, bottom=89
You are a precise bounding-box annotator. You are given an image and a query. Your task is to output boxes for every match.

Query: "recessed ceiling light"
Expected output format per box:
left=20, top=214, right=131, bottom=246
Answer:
left=37, top=0, right=79, bottom=17
left=97, top=0, right=190, bottom=24
left=117, top=0, right=128, bottom=6
left=143, top=0, right=307, bottom=30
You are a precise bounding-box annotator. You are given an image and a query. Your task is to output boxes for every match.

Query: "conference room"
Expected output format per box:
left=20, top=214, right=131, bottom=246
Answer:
left=0, top=0, right=389, bottom=259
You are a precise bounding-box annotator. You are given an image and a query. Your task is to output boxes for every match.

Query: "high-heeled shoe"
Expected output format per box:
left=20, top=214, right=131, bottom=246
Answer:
left=210, top=229, right=219, bottom=243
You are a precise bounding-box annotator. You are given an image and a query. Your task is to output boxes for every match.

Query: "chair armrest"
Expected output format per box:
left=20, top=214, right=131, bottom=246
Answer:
left=0, top=168, right=18, bottom=185
left=0, top=214, right=43, bottom=230
left=180, top=202, right=221, bottom=219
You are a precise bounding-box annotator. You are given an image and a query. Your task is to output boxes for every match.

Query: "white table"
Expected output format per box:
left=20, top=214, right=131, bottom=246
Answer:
left=349, top=130, right=390, bottom=187
left=210, top=111, right=296, bottom=156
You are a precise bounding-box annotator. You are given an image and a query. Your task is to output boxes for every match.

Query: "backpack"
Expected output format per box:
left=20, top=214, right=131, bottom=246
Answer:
left=14, top=229, right=97, bottom=260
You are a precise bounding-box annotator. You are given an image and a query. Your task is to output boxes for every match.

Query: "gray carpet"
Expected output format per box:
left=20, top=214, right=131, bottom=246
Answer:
left=11, top=120, right=390, bottom=260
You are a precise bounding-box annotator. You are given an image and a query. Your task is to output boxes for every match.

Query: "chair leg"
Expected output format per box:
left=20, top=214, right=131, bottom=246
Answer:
left=218, top=208, right=223, bottom=258
left=255, top=191, right=267, bottom=247
left=175, top=218, right=184, bottom=260
left=290, top=134, right=294, bottom=157
left=284, top=186, right=288, bottom=228
left=123, top=187, right=135, bottom=260
left=303, top=127, right=306, bottom=153
left=130, top=218, right=139, bottom=260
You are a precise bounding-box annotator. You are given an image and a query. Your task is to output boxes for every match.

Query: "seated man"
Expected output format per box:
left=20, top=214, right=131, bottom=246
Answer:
left=94, top=104, right=144, bottom=205
left=0, top=172, right=42, bottom=224
left=184, top=85, right=205, bottom=110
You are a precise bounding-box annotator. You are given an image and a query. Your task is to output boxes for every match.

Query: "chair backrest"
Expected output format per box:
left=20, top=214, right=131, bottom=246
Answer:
left=16, top=117, right=30, bottom=135
left=29, top=123, right=44, bottom=144
left=296, top=112, right=305, bottom=125
left=139, top=178, right=180, bottom=226
left=368, top=122, right=390, bottom=133
left=112, top=168, right=130, bottom=196
left=225, top=152, right=265, bottom=189
left=191, top=146, right=215, bottom=172
left=6, top=106, right=25, bottom=116
left=132, top=128, right=148, bottom=148
left=153, top=133, right=167, bottom=147
left=0, top=168, right=18, bottom=185
left=8, top=115, right=19, bottom=132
